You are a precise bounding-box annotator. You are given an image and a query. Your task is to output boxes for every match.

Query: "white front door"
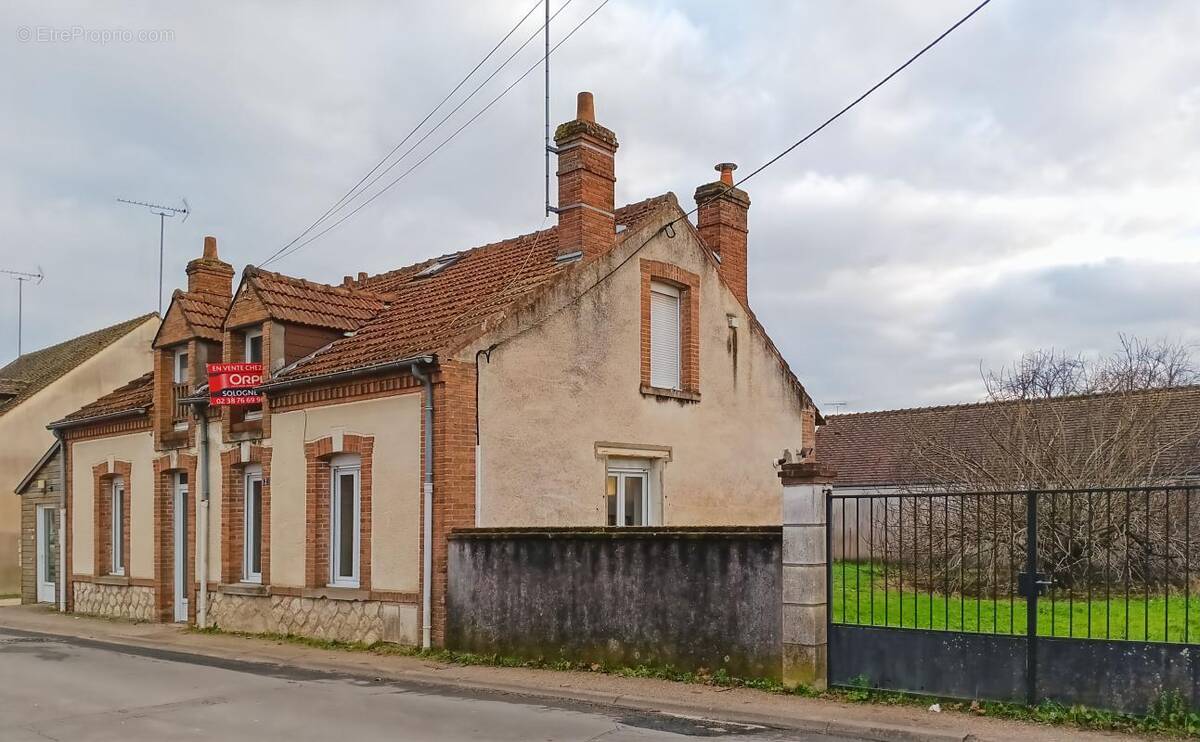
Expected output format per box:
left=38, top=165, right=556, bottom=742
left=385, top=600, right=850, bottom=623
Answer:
left=173, top=473, right=189, bottom=622
left=35, top=505, right=57, bottom=603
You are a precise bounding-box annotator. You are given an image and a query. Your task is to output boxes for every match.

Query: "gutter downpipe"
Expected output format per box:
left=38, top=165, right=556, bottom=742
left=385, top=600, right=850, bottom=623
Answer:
left=195, top=403, right=210, bottom=628
left=410, top=361, right=435, bottom=649
left=53, top=430, right=66, bottom=613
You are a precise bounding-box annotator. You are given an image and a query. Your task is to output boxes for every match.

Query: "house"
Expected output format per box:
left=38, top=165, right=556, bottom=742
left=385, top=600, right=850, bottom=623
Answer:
left=0, top=313, right=158, bottom=596
left=51, top=92, right=819, bottom=646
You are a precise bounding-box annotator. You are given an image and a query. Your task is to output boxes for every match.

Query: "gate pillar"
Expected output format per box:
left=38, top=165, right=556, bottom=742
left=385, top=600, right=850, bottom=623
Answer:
left=780, top=461, right=837, bottom=689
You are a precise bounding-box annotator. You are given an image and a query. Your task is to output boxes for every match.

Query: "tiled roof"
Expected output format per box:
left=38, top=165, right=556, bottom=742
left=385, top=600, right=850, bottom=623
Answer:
left=278, top=195, right=674, bottom=380
left=0, top=313, right=157, bottom=416
left=54, top=372, right=154, bottom=426
left=816, top=386, right=1200, bottom=487
left=174, top=291, right=230, bottom=342
left=241, top=268, right=388, bottom=332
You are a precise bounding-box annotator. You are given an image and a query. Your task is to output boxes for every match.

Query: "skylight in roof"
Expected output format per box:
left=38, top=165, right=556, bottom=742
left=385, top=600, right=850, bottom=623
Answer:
left=415, top=253, right=462, bottom=278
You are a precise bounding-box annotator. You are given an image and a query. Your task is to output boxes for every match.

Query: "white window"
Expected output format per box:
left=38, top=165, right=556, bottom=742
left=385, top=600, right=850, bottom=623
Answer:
left=649, top=281, right=681, bottom=390
left=173, top=348, right=189, bottom=384
left=330, top=455, right=360, bottom=588
left=243, top=466, right=263, bottom=583
left=606, top=466, right=649, bottom=527
left=243, top=328, right=265, bottom=420
left=244, top=328, right=264, bottom=365
left=111, top=478, right=125, bottom=575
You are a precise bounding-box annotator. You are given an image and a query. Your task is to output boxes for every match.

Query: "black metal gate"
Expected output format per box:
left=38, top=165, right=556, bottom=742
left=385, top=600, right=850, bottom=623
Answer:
left=826, top=486, right=1200, bottom=714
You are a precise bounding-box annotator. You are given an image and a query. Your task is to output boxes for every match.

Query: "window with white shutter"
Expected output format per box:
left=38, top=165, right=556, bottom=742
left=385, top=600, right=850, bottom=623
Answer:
left=649, top=281, right=681, bottom=390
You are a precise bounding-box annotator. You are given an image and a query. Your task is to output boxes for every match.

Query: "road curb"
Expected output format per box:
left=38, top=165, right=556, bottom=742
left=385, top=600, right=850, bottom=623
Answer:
left=0, top=614, right=975, bottom=742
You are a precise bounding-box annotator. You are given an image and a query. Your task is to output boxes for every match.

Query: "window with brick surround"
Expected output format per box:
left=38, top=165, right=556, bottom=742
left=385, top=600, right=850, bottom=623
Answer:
left=640, top=260, right=700, bottom=399
left=243, top=465, right=263, bottom=583
left=649, top=282, right=681, bottom=389
left=111, top=477, right=125, bottom=575
left=330, top=454, right=360, bottom=588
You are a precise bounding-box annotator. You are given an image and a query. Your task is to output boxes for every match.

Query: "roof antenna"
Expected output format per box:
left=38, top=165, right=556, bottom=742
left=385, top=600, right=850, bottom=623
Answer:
left=0, top=267, right=44, bottom=357
left=544, top=0, right=556, bottom=217
left=117, top=196, right=190, bottom=315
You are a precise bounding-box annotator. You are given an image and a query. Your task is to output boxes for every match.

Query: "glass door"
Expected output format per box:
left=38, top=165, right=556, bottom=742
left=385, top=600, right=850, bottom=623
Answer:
left=605, top=469, right=649, bottom=527
left=36, top=505, right=57, bottom=603
left=173, top=473, right=189, bottom=622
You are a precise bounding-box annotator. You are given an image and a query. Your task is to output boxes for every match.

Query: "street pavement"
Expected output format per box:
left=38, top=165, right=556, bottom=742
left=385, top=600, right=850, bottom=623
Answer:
left=0, top=628, right=858, bottom=741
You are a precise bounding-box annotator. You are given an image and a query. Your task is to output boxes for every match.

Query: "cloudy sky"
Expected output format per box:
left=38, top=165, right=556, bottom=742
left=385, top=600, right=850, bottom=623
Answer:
left=2, top=1, right=1198, bottom=412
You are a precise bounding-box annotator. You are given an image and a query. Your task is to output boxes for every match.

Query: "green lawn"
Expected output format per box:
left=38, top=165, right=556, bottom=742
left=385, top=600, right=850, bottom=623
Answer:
left=832, top=562, right=1200, bottom=643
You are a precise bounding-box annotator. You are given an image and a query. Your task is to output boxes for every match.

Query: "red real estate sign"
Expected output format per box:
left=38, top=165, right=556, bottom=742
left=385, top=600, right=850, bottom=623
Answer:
left=207, top=363, right=263, bottom=406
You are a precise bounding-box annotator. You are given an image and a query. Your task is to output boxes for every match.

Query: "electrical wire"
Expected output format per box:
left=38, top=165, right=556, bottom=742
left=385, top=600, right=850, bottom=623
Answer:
left=486, top=0, right=993, bottom=351
left=264, top=0, right=610, bottom=268
left=261, top=0, right=547, bottom=266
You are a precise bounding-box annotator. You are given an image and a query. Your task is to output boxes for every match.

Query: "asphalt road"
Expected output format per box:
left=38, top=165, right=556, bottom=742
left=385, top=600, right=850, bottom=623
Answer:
left=0, top=628, right=859, bottom=741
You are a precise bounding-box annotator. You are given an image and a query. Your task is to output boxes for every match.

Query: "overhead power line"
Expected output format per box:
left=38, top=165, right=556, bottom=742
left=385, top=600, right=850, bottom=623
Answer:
left=261, top=0, right=570, bottom=267
left=488, top=0, right=993, bottom=351
left=263, top=0, right=609, bottom=268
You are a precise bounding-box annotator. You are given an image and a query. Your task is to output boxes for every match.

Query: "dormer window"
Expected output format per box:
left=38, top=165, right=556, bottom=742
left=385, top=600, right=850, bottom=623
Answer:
left=244, top=328, right=264, bottom=365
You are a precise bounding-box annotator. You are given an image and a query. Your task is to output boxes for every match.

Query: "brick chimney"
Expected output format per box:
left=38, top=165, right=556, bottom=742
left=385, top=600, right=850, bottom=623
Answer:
left=554, top=91, right=618, bottom=261
left=186, top=235, right=235, bottom=298
left=695, top=163, right=751, bottom=306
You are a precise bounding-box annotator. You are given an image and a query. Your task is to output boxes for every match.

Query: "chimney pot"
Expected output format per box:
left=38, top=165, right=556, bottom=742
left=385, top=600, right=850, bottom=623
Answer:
left=203, top=235, right=219, bottom=259
left=577, top=91, right=595, bottom=122
left=716, top=162, right=737, bottom=186
left=357, top=272, right=368, bottom=282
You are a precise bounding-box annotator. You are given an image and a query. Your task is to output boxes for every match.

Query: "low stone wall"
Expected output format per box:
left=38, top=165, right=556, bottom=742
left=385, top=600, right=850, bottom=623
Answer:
left=447, top=527, right=782, bottom=679
left=206, top=591, right=419, bottom=646
left=73, top=581, right=155, bottom=621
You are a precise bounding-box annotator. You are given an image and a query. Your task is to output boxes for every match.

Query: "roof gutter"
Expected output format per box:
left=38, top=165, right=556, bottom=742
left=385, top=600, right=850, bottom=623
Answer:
left=256, top=355, right=436, bottom=394
left=47, top=406, right=149, bottom=431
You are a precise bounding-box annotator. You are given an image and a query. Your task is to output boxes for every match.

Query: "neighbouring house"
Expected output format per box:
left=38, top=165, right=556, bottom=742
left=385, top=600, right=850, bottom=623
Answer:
left=0, top=313, right=158, bottom=596
left=51, top=92, right=819, bottom=646
left=14, top=442, right=63, bottom=605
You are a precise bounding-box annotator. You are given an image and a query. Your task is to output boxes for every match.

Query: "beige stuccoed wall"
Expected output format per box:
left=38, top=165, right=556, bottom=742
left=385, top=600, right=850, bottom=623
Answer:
left=470, top=214, right=807, bottom=527
left=70, top=431, right=156, bottom=578
left=0, top=317, right=156, bottom=592
left=269, top=394, right=421, bottom=590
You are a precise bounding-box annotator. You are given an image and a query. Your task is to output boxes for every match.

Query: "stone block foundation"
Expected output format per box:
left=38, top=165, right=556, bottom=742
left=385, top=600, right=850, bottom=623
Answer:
left=73, top=581, right=156, bottom=622
left=206, top=592, right=419, bottom=646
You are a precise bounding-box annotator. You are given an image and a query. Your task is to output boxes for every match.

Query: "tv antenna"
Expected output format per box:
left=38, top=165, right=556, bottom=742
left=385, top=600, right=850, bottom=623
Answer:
left=117, top=197, right=190, bottom=314
left=0, top=267, right=44, bottom=356
left=828, top=401, right=848, bottom=415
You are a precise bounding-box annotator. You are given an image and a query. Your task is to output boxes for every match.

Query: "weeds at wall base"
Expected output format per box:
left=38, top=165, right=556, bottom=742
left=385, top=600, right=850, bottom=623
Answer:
left=189, top=626, right=1200, bottom=737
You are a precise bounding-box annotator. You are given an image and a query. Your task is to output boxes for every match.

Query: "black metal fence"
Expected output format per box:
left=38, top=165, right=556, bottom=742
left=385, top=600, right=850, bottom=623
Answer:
left=827, top=485, right=1200, bottom=712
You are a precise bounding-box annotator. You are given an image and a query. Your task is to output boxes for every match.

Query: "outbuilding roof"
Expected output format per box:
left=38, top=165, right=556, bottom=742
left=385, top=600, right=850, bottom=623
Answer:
left=50, top=372, right=154, bottom=428
left=816, top=386, right=1200, bottom=487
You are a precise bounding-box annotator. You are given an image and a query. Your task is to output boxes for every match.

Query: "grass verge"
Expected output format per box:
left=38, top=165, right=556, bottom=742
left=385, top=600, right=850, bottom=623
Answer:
left=833, top=561, right=1200, bottom=642
left=190, top=625, right=1200, bottom=737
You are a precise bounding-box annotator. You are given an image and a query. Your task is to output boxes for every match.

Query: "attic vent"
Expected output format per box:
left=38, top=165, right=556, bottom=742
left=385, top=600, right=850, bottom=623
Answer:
left=554, top=250, right=583, bottom=264
left=415, top=253, right=462, bottom=278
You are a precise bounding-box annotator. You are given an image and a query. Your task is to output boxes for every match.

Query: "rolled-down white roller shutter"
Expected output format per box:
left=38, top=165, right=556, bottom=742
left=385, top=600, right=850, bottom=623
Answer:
left=649, top=282, right=681, bottom=389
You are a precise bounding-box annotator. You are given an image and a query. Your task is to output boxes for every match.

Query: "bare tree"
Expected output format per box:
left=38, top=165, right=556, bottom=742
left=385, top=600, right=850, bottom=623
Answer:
left=880, top=337, right=1200, bottom=595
